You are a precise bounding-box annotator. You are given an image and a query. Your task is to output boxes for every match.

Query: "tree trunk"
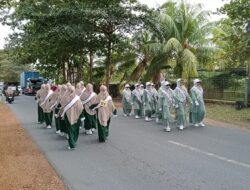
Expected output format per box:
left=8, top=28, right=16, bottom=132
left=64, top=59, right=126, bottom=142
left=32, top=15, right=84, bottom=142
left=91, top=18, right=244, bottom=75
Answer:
left=77, top=51, right=85, bottom=83
left=62, top=61, right=66, bottom=83
left=67, top=61, right=71, bottom=83
left=105, top=38, right=112, bottom=91
left=248, top=58, right=250, bottom=78
left=89, top=51, right=94, bottom=84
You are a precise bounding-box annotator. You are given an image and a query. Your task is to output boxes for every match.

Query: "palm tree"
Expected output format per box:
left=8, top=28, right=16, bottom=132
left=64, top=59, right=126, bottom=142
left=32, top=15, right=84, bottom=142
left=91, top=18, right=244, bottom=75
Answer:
left=133, top=0, right=213, bottom=83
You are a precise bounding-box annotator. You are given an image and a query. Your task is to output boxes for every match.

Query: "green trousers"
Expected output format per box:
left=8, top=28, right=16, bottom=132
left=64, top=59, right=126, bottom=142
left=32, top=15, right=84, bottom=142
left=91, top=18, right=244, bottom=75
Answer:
left=59, top=117, right=67, bottom=134
left=134, top=109, right=141, bottom=116
left=65, top=115, right=81, bottom=148
left=145, top=110, right=152, bottom=117
left=162, top=106, right=171, bottom=126
left=97, top=118, right=110, bottom=142
left=123, top=108, right=132, bottom=115
left=44, top=112, right=53, bottom=126
left=176, top=102, right=186, bottom=126
left=84, top=110, right=97, bottom=130
left=38, top=105, right=44, bottom=123
left=54, top=108, right=60, bottom=131
left=122, top=101, right=132, bottom=115
left=140, top=107, right=144, bottom=117
left=192, top=103, right=206, bottom=124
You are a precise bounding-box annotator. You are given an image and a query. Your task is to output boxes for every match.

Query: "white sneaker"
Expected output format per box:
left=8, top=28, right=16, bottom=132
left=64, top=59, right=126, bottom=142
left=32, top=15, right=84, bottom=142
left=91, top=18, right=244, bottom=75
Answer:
left=164, top=126, right=171, bottom=132
left=135, top=115, right=140, bottom=119
left=194, top=123, right=199, bottom=127
left=156, top=118, right=159, bottom=123
left=68, top=146, right=76, bottom=151
left=80, top=117, right=85, bottom=122
left=179, top=125, right=184, bottom=130
left=166, top=126, right=171, bottom=132
left=86, top=130, right=92, bottom=135
left=199, top=122, right=205, bottom=127
left=46, top=125, right=51, bottom=129
left=91, top=128, right=96, bottom=132
left=59, top=132, right=64, bottom=136
left=56, top=130, right=61, bottom=134
left=145, top=117, right=149, bottom=121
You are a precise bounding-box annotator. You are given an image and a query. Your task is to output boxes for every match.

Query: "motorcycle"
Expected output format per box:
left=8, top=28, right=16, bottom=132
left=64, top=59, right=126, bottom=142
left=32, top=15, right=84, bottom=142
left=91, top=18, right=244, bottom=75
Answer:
left=6, top=95, right=14, bottom=104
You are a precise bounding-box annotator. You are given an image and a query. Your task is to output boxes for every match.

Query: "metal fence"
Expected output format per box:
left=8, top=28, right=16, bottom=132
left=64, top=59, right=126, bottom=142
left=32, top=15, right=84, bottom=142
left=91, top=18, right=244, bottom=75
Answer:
left=195, top=77, right=249, bottom=103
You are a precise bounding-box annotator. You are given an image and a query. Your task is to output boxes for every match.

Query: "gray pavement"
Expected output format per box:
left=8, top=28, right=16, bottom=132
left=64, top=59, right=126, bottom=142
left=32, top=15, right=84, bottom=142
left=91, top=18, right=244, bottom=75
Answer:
left=7, top=95, right=250, bottom=190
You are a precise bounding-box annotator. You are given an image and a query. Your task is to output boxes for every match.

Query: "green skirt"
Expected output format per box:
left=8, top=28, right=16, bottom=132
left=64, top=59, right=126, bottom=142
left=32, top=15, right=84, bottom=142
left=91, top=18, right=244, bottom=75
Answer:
left=54, top=108, right=60, bottom=131
left=64, top=115, right=81, bottom=148
left=59, top=117, right=67, bottom=134
left=38, top=105, right=44, bottom=123
left=44, top=112, right=53, bottom=126
left=84, top=110, right=97, bottom=130
left=97, top=118, right=110, bottom=142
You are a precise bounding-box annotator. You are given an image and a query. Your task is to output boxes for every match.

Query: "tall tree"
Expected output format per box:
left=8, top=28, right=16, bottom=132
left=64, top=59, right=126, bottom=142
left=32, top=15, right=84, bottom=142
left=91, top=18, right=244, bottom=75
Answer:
left=218, top=0, right=250, bottom=76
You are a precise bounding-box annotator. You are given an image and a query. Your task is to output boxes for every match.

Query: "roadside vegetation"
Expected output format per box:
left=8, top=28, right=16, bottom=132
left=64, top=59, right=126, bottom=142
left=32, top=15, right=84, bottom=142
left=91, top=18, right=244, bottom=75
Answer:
left=206, top=104, right=250, bottom=128
left=0, top=0, right=249, bottom=89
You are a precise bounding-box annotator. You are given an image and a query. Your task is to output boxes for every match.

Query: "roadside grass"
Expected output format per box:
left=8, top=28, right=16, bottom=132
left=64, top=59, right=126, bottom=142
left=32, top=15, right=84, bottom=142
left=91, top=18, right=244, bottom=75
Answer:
left=206, top=103, right=250, bottom=128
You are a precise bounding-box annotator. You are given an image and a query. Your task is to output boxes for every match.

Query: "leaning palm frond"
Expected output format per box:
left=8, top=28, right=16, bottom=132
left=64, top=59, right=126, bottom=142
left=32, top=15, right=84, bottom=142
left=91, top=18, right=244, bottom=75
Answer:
left=179, top=48, right=198, bottom=78
left=144, top=53, right=171, bottom=82
left=163, top=37, right=182, bottom=53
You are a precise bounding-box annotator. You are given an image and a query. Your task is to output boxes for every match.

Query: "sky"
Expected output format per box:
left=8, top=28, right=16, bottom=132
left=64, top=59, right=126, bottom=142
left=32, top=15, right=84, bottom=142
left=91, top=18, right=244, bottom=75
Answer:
left=0, top=0, right=226, bottom=49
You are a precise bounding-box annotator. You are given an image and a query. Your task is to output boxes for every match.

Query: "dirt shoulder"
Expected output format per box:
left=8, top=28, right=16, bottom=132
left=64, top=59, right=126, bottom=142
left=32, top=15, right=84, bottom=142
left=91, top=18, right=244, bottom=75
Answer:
left=0, top=103, right=68, bottom=190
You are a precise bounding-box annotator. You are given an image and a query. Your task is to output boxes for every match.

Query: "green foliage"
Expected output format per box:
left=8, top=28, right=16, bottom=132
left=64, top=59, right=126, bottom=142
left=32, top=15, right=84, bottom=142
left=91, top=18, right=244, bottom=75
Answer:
left=0, top=50, right=29, bottom=82
left=1, top=0, right=151, bottom=86
left=216, top=0, right=250, bottom=67
left=219, top=0, right=250, bottom=27
left=132, top=0, right=212, bottom=82
left=0, top=0, right=219, bottom=86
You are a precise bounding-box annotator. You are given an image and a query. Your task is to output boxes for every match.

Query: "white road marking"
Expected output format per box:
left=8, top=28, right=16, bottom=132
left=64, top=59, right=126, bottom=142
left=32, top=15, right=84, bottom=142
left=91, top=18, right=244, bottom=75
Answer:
left=168, top=140, right=250, bottom=169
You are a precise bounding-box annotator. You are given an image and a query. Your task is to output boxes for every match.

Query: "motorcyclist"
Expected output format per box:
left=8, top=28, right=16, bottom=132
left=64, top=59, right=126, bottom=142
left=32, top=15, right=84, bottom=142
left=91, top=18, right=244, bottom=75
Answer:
left=5, top=87, right=14, bottom=102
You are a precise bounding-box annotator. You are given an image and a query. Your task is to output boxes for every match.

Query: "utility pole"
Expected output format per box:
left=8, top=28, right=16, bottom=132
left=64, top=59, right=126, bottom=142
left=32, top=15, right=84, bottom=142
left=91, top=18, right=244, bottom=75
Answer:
left=245, top=22, right=250, bottom=106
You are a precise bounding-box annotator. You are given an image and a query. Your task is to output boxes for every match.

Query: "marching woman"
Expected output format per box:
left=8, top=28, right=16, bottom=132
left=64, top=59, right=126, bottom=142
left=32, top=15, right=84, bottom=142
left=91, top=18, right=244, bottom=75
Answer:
left=156, top=81, right=166, bottom=123
left=76, top=82, right=86, bottom=97
left=79, top=81, right=86, bottom=92
left=158, top=81, right=175, bottom=132
left=132, top=83, right=142, bottom=119
left=90, top=85, right=116, bottom=143
left=40, top=84, right=54, bottom=129
left=80, top=83, right=97, bottom=135
left=58, top=85, right=68, bottom=137
left=35, top=84, right=46, bottom=124
left=122, top=84, right=132, bottom=117
left=151, top=83, right=158, bottom=117
left=190, top=79, right=206, bottom=127
left=143, top=82, right=153, bottom=121
left=48, top=85, right=62, bottom=134
left=139, top=84, right=145, bottom=117
left=61, top=85, right=83, bottom=150
left=174, top=79, right=192, bottom=130
left=76, top=82, right=86, bottom=125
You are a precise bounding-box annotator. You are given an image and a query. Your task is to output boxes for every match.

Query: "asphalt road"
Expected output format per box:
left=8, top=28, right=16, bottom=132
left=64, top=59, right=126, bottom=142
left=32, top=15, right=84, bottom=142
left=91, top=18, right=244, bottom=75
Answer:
left=7, top=95, right=250, bottom=190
